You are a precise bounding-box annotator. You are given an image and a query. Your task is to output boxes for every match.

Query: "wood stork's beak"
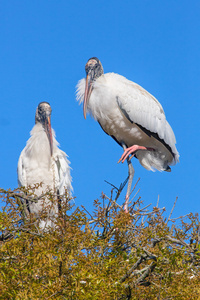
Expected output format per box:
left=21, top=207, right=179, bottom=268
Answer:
left=45, top=115, right=53, bottom=156
left=83, top=71, right=93, bottom=119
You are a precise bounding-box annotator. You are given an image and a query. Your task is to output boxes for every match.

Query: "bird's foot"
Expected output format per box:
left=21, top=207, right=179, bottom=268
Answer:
left=118, top=145, right=147, bottom=164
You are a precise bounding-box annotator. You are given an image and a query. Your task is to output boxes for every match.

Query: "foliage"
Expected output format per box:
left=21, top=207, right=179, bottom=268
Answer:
left=0, top=182, right=199, bottom=300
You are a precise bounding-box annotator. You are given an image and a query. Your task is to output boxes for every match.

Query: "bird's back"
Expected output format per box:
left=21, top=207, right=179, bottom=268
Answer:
left=77, top=72, right=179, bottom=171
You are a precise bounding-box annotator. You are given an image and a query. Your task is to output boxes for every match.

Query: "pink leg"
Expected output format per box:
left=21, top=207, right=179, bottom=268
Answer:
left=120, top=144, right=154, bottom=213
left=120, top=143, right=135, bottom=213
left=118, top=145, right=147, bottom=164
left=124, top=194, right=129, bottom=213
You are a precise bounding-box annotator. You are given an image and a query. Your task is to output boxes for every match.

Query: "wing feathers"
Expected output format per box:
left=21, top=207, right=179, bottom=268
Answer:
left=116, top=87, right=179, bottom=162
left=53, top=150, right=72, bottom=196
left=116, top=94, right=170, bottom=149
left=17, top=149, right=27, bottom=187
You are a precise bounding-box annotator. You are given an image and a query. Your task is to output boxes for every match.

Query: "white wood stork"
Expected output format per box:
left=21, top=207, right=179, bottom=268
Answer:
left=76, top=57, right=179, bottom=212
left=17, top=102, right=72, bottom=229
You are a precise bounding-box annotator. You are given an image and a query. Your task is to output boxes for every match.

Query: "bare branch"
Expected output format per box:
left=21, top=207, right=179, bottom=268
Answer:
left=167, top=197, right=178, bottom=224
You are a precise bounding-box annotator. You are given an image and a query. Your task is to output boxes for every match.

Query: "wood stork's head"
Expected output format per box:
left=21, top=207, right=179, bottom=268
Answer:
left=35, top=102, right=53, bottom=156
left=84, top=57, right=104, bottom=119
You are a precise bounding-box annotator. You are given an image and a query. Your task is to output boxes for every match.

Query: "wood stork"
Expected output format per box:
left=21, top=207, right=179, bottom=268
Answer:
left=17, top=102, right=72, bottom=229
left=76, top=57, right=179, bottom=212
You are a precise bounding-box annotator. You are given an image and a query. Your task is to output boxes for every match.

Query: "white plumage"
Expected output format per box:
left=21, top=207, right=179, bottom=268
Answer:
left=77, top=58, right=179, bottom=172
left=17, top=102, right=72, bottom=229
left=76, top=57, right=179, bottom=211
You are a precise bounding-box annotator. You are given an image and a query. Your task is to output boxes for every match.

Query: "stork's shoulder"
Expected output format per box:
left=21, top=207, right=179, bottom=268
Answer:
left=104, top=73, right=164, bottom=112
left=52, top=148, right=72, bottom=194
left=112, top=74, right=171, bottom=143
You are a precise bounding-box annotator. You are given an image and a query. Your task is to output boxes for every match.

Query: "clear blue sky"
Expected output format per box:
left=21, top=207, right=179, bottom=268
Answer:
left=0, top=1, right=199, bottom=218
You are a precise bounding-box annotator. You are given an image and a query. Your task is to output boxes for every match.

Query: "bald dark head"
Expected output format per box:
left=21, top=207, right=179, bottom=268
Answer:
left=35, top=102, right=52, bottom=124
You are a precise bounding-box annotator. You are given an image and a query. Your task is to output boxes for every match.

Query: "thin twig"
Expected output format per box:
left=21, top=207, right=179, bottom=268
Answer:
left=167, top=197, right=178, bottom=224
left=81, top=205, right=94, bottom=220
left=169, top=213, right=191, bottom=222
left=156, top=195, right=160, bottom=208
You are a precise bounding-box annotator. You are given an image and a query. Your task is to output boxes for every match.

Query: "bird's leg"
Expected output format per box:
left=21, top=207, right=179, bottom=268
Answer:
left=122, top=143, right=135, bottom=213
left=118, top=145, right=148, bottom=164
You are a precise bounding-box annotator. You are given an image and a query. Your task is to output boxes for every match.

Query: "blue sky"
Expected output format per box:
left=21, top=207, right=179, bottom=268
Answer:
left=0, top=1, right=199, bottom=218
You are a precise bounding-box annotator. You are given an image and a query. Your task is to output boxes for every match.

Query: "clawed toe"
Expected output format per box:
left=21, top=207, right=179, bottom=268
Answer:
left=118, top=145, right=147, bottom=164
